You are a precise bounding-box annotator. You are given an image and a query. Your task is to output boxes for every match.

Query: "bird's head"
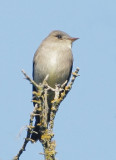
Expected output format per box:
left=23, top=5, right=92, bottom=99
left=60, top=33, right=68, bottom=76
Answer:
left=45, top=30, right=79, bottom=49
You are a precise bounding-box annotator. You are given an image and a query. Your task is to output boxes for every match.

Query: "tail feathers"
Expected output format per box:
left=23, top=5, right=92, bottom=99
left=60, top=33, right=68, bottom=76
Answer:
left=31, top=126, right=42, bottom=142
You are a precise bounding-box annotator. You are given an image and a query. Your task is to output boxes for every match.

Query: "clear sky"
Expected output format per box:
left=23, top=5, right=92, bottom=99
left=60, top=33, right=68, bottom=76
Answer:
left=0, top=0, right=116, bottom=160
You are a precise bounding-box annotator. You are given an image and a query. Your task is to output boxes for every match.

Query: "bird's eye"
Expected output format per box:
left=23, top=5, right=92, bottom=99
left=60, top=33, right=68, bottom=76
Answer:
left=56, top=34, right=62, bottom=39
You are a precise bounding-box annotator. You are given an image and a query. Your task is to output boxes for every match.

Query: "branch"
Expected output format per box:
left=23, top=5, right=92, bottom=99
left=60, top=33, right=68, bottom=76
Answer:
left=13, top=67, right=79, bottom=160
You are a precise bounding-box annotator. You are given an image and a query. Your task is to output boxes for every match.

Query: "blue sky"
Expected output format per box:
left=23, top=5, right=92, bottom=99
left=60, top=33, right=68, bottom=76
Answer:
left=0, top=0, right=116, bottom=160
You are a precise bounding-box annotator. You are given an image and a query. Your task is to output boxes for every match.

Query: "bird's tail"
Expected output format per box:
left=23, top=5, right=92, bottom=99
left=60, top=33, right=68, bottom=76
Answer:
left=31, top=113, right=43, bottom=142
left=31, top=90, right=53, bottom=142
left=31, top=126, right=42, bottom=142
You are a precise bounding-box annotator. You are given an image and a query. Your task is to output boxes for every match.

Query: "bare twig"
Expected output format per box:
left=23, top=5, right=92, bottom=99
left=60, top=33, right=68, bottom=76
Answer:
left=13, top=67, right=79, bottom=160
left=13, top=104, right=38, bottom=160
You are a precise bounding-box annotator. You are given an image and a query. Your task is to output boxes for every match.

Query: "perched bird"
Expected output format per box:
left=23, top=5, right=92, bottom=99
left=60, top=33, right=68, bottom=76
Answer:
left=31, top=30, right=78, bottom=141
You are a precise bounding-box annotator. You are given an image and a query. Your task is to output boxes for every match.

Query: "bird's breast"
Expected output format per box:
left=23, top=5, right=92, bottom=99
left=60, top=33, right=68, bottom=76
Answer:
left=34, top=47, right=73, bottom=88
left=49, top=55, right=57, bottom=66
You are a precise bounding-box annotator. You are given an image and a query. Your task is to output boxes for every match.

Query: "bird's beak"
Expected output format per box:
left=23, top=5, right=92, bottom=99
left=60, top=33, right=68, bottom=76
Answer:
left=68, top=37, right=79, bottom=42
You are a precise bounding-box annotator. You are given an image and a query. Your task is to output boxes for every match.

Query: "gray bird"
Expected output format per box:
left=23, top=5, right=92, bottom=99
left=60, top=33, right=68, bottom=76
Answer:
left=31, top=30, right=78, bottom=141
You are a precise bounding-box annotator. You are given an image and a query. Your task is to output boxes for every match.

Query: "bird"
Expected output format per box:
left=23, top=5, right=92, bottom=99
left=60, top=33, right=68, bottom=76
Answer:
left=31, top=30, right=79, bottom=141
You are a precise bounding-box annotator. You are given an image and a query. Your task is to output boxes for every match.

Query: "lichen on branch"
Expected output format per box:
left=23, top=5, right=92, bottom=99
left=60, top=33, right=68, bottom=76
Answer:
left=13, top=67, right=79, bottom=160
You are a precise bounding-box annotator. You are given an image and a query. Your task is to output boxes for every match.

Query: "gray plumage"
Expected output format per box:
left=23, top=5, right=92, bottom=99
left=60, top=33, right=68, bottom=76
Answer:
left=31, top=30, right=78, bottom=141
